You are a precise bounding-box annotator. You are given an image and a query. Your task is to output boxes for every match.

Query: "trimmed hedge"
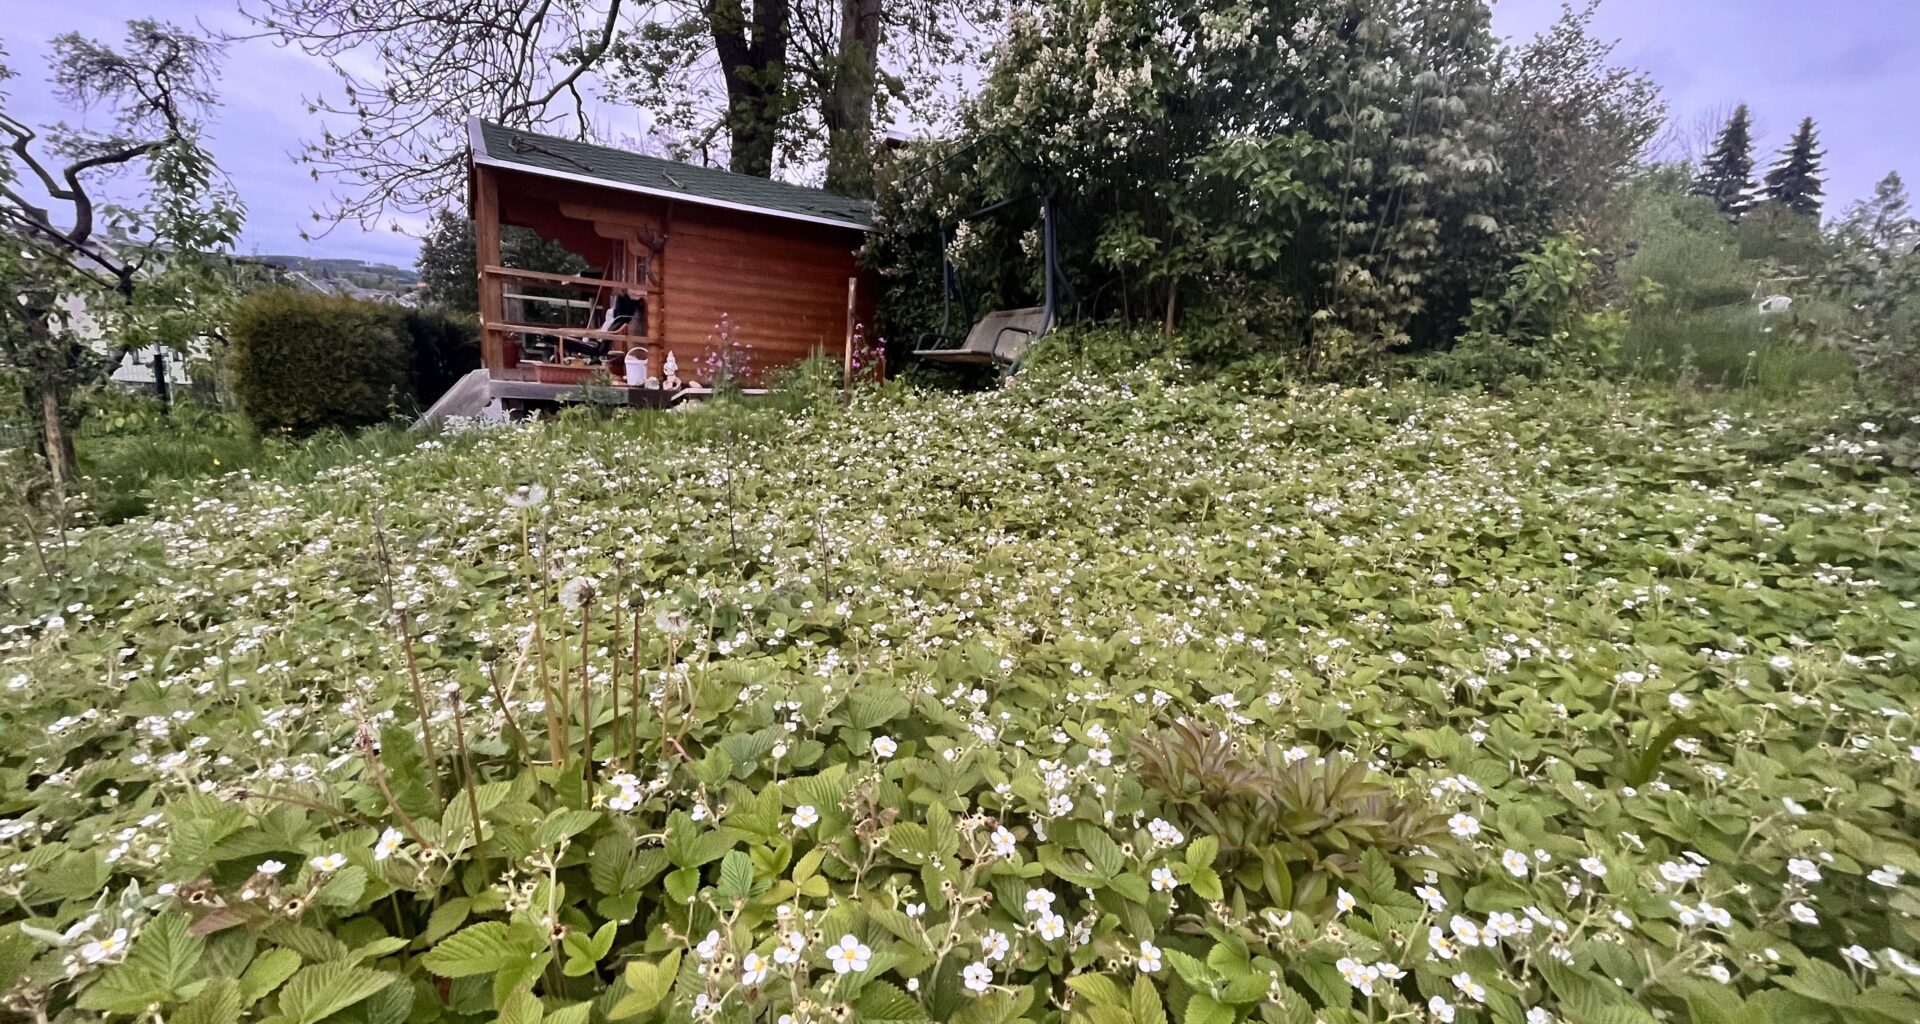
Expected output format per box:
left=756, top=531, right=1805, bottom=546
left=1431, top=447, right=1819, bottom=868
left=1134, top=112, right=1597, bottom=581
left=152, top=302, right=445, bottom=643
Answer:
left=227, top=291, right=479, bottom=434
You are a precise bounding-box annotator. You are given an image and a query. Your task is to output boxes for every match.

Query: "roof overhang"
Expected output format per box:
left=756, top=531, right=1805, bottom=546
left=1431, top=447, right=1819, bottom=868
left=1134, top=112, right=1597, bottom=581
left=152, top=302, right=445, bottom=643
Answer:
left=467, top=117, right=871, bottom=233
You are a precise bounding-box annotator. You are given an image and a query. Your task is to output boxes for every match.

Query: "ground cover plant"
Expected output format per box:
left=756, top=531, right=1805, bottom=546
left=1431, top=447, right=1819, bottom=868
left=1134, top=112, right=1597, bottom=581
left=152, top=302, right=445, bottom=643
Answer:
left=1, top=368, right=1917, bottom=1024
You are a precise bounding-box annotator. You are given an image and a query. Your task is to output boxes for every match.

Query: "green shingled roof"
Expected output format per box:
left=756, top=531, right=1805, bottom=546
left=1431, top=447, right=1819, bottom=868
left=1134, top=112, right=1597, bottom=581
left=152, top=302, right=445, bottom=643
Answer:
left=471, top=120, right=872, bottom=231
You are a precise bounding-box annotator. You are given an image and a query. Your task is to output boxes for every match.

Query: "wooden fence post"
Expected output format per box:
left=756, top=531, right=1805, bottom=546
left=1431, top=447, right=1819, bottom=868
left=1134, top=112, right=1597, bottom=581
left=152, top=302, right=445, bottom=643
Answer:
left=843, top=276, right=858, bottom=388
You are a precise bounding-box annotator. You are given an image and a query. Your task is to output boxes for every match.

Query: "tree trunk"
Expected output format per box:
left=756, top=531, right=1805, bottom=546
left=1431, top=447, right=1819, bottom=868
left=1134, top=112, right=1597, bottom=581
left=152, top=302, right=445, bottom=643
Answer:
left=38, top=385, right=74, bottom=504
left=822, top=0, right=883, bottom=197
left=711, top=0, right=791, bottom=178
left=17, top=305, right=79, bottom=501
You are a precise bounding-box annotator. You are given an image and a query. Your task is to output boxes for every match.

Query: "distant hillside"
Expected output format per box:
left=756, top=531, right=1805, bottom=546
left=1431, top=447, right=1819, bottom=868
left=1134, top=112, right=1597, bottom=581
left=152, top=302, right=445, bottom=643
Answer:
left=254, top=254, right=420, bottom=293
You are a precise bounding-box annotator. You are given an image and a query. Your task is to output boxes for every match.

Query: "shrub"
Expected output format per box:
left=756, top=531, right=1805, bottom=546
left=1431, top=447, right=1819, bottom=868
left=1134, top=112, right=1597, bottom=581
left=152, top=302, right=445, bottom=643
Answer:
left=400, top=307, right=482, bottom=408
left=227, top=291, right=413, bottom=434
left=1425, top=232, right=1624, bottom=385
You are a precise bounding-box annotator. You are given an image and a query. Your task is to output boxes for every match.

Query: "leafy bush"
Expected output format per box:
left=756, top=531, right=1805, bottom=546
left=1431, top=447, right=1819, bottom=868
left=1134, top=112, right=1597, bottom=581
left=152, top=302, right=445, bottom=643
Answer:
left=3, top=372, right=1919, bottom=1024
left=1813, top=174, right=1920, bottom=403
left=227, top=291, right=413, bottom=434
left=1425, top=233, right=1624, bottom=384
left=873, top=3, right=1658, bottom=377
left=401, top=308, right=482, bottom=408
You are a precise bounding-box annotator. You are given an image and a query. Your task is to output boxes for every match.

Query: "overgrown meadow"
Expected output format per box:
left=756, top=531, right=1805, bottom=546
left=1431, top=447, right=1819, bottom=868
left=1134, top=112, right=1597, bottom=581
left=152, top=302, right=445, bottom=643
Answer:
left=2, top=370, right=1918, bottom=1024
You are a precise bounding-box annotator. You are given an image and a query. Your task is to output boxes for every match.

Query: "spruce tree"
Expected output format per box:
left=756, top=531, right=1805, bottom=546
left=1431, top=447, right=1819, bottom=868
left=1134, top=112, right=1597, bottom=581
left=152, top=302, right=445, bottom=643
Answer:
left=1692, top=104, right=1758, bottom=218
left=1764, top=117, right=1826, bottom=218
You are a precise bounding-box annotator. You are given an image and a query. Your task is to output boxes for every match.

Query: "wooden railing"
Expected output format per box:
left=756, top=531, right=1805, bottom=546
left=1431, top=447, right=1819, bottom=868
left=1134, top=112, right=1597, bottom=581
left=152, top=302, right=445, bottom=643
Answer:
left=479, top=266, right=665, bottom=380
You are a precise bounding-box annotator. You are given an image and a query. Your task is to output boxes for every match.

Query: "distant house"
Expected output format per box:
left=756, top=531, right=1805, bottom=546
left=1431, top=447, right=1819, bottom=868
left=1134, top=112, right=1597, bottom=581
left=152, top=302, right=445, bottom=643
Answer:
left=56, top=292, right=200, bottom=392
left=439, top=118, right=877, bottom=415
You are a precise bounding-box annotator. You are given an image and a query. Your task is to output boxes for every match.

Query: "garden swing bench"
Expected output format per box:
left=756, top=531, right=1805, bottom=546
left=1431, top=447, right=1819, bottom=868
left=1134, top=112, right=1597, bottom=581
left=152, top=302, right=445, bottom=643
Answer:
left=911, top=191, right=1074, bottom=371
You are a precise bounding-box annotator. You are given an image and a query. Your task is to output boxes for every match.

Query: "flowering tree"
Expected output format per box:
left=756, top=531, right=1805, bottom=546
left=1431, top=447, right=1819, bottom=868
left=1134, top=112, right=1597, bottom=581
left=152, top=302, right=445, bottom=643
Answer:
left=871, top=0, right=1659, bottom=377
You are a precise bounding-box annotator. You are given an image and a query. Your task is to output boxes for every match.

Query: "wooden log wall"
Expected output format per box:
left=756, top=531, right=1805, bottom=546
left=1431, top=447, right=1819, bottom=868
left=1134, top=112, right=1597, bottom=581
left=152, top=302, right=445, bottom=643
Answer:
left=488, top=170, right=878, bottom=384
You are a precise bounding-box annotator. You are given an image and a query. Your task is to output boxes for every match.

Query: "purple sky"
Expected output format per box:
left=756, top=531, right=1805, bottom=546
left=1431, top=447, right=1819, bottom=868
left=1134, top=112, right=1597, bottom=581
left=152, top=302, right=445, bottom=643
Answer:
left=7, top=0, right=1916, bottom=267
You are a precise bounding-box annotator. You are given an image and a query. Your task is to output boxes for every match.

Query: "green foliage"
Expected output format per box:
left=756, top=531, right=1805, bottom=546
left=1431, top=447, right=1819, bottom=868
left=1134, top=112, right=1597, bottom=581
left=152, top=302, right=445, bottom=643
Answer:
left=5, top=370, right=1920, bottom=1024
left=227, top=291, right=412, bottom=434
left=415, top=210, right=587, bottom=313
left=872, top=0, right=1659, bottom=377
left=1814, top=172, right=1920, bottom=402
left=1428, top=232, right=1624, bottom=384
left=224, top=294, right=476, bottom=435
left=399, top=307, right=482, bottom=406
left=0, top=20, right=242, bottom=486
left=1133, top=720, right=1454, bottom=897
left=1605, top=169, right=1852, bottom=395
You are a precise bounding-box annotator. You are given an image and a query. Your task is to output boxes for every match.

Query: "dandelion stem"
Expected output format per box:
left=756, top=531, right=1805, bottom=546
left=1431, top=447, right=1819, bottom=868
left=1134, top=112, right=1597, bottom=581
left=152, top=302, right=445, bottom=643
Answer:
left=447, top=683, right=488, bottom=851
left=371, top=511, right=445, bottom=805
left=353, top=724, right=431, bottom=850
left=580, top=595, right=594, bottom=785
left=629, top=604, right=643, bottom=771
left=484, top=658, right=530, bottom=761
left=534, top=622, right=566, bottom=764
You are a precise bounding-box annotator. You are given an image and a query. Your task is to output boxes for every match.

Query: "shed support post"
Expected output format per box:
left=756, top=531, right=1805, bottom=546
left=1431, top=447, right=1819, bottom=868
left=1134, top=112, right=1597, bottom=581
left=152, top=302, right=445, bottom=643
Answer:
left=474, top=165, right=504, bottom=370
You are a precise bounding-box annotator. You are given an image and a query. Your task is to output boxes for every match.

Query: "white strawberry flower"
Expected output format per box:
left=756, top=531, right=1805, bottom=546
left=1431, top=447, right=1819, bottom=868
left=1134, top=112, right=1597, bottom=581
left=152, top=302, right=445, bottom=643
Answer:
left=825, top=934, right=871, bottom=973
left=962, top=961, right=993, bottom=993
left=792, top=805, right=820, bottom=828
left=373, top=827, right=405, bottom=862
left=741, top=951, right=769, bottom=985
left=79, top=929, right=129, bottom=964
left=309, top=853, right=346, bottom=873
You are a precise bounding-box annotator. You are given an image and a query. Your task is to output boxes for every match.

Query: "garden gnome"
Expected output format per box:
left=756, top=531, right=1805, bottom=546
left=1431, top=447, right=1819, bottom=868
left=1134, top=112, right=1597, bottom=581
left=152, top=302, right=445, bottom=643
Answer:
left=663, top=350, right=681, bottom=390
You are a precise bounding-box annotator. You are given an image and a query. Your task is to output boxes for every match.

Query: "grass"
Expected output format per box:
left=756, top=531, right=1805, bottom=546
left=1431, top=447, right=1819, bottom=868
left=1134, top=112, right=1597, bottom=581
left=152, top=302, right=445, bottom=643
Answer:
left=1619, top=307, right=1855, bottom=397
left=64, top=400, right=427, bottom=524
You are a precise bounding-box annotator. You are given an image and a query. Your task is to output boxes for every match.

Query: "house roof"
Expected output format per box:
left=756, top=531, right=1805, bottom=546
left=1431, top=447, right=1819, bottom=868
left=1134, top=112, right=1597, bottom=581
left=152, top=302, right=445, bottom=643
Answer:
left=468, top=119, right=873, bottom=232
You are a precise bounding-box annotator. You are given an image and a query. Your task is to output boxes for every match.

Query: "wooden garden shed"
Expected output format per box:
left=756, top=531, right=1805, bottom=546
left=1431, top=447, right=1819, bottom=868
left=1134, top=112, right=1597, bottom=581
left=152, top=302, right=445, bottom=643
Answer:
left=442, top=118, right=878, bottom=414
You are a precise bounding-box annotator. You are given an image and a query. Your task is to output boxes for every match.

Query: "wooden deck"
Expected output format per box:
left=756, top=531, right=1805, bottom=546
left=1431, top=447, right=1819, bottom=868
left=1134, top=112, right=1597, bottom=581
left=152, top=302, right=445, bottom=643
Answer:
left=415, top=369, right=767, bottom=427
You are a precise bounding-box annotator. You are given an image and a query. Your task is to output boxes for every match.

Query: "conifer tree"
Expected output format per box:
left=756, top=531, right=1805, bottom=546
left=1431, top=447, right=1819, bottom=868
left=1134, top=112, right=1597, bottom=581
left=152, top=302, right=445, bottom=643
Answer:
left=1764, top=117, right=1826, bottom=218
left=1692, top=103, right=1757, bottom=218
